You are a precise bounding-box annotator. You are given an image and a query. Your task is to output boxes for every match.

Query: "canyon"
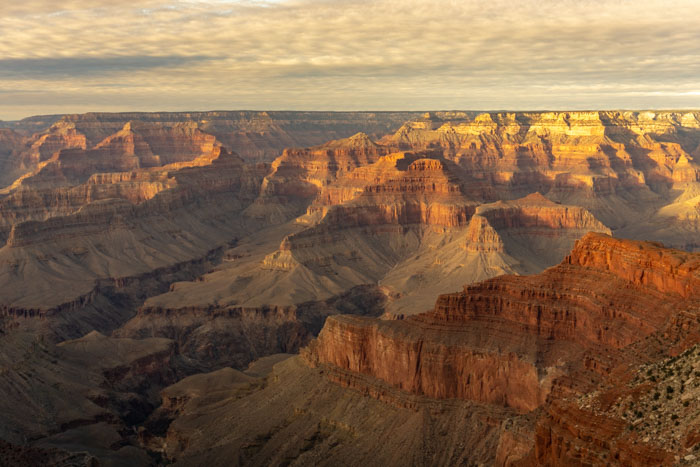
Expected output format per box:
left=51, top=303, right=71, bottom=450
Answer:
left=151, top=233, right=700, bottom=466
left=1, top=110, right=699, bottom=466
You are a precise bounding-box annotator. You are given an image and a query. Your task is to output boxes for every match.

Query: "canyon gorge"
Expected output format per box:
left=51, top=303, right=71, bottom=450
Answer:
left=1, top=110, right=699, bottom=466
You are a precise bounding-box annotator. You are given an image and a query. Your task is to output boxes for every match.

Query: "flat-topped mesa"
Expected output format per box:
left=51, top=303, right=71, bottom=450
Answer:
left=270, top=133, right=391, bottom=183
left=476, top=192, right=611, bottom=232
left=566, top=232, right=700, bottom=297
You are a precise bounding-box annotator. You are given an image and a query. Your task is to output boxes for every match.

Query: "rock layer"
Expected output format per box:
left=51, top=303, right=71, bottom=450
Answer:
left=305, top=233, right=700, bottom=414
left=1, top=110, right=700, bottom=465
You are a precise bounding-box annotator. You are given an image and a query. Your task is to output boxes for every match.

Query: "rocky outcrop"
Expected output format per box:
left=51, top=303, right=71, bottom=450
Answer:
left=304, top=234, right=700, bottom=415
left=304, top=315, right=547, bottom=412
left=566, top=233, right=700, bottom=297
left=465, top=215, right=504, bottom=252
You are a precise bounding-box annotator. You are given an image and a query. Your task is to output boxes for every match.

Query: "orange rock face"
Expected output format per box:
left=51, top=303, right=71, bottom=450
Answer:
left=566, top=233, right=700, bottom=297
left=304, top=233, right=700, bottom=415
left=305, top=314, right=546, bottom=412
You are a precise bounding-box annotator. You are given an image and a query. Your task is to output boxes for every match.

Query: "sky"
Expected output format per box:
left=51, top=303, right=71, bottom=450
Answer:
left=1, top=0, right=700, bottom=120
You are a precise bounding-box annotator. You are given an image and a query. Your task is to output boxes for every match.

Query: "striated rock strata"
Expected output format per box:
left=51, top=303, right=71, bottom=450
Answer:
left=304, top=233, right=700, bottom=413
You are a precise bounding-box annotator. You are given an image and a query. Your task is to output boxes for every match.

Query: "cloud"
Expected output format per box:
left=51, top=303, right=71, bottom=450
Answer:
left=1, top=0, right=700, bottom=119
left=0, top=56, right=214, bottom=79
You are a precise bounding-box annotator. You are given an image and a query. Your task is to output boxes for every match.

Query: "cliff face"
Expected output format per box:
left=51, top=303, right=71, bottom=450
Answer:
left=382, top=111, right=700, bottom=238
left=1, top=111, right=422, bottom=174
left=305, top=315, right=546, bottom=412
left=304, top=233, right=700, bottom=416
left=565, top=233, right=700, bottom=297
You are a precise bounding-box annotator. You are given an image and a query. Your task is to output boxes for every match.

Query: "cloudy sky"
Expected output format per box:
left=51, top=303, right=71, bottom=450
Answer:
left=1, top=0, right=700, bottom=119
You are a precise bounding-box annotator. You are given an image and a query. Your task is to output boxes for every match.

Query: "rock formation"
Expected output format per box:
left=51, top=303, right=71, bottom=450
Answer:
left=383, top=111, right=700, bottom=247
left=292, top=233, right=699, bottom=464
left=0, top=111, right=422, bottom=182
left=1, top=110, right=700, bottom=465
left=153, top=234, right=700, bottom=466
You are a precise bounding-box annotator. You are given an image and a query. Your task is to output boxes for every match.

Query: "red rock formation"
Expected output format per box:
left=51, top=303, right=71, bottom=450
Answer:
left=379, top=111, right=700, bottom=231
left=465, top=216, right=505, bottom=254
left=57, top=111, right=422, bottom=162
left=248, top=132, right=396, bottom=221
left=304, top=233, right=700, bottom=415
left=305, top=315, right=546, bottom=412
left=566, top=233, right=700, bottom=297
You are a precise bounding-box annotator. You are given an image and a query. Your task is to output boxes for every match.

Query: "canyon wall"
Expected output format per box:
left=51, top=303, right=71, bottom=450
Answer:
left=305, top=233, right=699, bottom=413
left=1, top=110, right=700, bottom=465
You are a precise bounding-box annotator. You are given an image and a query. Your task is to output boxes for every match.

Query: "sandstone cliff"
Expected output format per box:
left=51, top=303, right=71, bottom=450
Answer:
left=383, top=111, right=700, bottom=235
left=304, top=233, right=699, bottom=411
left=293, top=233, right=700, bottom=465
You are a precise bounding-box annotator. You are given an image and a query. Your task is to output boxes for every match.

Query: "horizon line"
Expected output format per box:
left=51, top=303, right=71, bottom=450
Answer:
left=4, top=107, right=700, bottom=123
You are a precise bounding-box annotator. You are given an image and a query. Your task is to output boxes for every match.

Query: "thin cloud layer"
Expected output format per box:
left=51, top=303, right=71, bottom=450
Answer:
left=1, top=0, right=700, bottom=119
